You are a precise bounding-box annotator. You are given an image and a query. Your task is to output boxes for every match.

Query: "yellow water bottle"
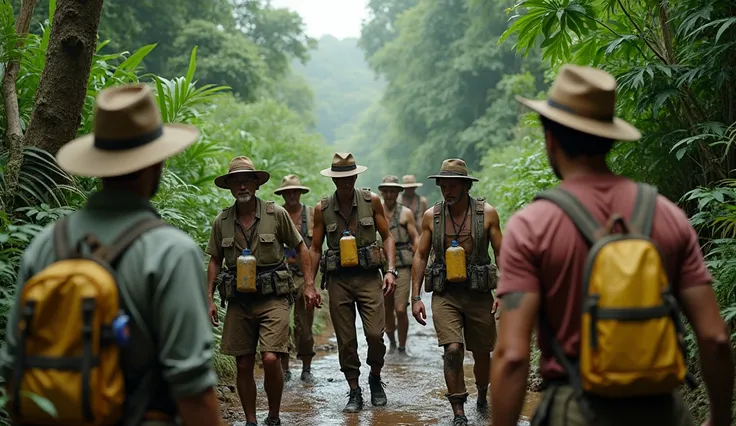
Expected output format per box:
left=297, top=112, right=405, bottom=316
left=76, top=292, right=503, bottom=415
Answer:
left=236, top=249, right=257, bottom=293
left=446, top=240, right=467, bottom=282
left=340, top=230, right=359, bottom=267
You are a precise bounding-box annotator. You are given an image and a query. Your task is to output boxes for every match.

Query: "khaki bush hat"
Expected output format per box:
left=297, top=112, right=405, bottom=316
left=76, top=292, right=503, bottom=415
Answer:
left=274, top=174, right=310, bottom=195
left=320, top=152, right=367, bottom=178
left=214, top=156, right=270, bottom=189
left=378, top=175, right=404, bottom=191
left=56, top=84, right=200, bottom=177
left=401, top=175, right=423, bottom=188
left=515, top=64, right=641, bottom=141
left=427, top=159, right=479, bottom=182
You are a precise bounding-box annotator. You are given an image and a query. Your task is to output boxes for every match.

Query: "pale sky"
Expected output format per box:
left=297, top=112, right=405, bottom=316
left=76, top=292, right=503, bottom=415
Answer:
left=270, top=0, right=369, bottom=39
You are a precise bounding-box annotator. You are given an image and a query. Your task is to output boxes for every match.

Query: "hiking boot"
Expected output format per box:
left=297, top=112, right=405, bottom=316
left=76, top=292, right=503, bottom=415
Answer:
left=263, top=417, right=281, bottom=426
left=388, top=341, right=397, bottom=355
left=452, top=414, right=469, bottom=426
left=343, top=387, right=364, bottom=413
left=397, top=347, right=409, bottom=357
left=368, top=374, right=387, bottom=406
left=283, top=370, right=292, bottom=382
left=301, top=369, right=316, bottom=383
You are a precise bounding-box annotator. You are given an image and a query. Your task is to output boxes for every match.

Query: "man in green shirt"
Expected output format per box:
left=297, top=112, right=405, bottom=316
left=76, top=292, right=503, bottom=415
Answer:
left=0, top=84, right=222, bottom=425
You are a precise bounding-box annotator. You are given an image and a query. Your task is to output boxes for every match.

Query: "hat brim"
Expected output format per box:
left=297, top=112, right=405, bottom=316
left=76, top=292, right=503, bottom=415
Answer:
left=515, top=96, right=642, bottom=141
left=274, top=185, right=310, bottom=195
left=402, top=183, right=423, bottom=188
left=320, top=165, right=368, bottom=178
left=378, top=183, right=405, bottom=191
left=214, top=169, right=271, bottom=189
left=56, top=123, right=200, bottom=178
left=427, top=174, right=480, bottom=182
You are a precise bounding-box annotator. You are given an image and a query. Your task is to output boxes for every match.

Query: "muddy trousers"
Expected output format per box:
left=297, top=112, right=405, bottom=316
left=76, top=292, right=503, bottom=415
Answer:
left=288, top=276, right=316, bottom=360
left=531, top=383, right=695, bottom=426
left=327, top=269, right=386, bottom=380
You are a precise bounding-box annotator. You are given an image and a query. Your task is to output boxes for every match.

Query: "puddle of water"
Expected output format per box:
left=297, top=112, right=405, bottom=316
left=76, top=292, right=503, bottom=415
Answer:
left=221, top=292, right=539, bottom=425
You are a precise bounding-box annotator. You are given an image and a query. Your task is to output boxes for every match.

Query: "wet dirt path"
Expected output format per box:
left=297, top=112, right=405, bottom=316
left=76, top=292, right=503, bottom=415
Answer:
left=220, top=292, right=540, bottom=425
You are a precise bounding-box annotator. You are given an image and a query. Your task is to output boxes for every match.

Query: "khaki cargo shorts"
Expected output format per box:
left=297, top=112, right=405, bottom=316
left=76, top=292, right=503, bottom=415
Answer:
left=220, top=294, right=291, bottom=356
left=431, top=284, right=496, bottom=353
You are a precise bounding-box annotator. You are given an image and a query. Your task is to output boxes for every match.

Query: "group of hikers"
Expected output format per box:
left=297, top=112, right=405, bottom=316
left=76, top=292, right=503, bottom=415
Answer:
left=0, top=64, right=731, bottom=426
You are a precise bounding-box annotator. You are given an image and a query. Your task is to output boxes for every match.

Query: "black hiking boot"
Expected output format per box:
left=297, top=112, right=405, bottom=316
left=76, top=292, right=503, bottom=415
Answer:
left=283, top=369, right=292, bottom=382
left=244, top=422, right=257, bottom=426
left=368, top=374, right=387, bottom=406
left=452, top=414, right=469, bottom=426
left=476, top=398, right=489, bottom=417
left=263, top=417, right=281, bottom=426
left=301, top=369, right=316, bottom=383
left=343, top=387, right=364, bottom=413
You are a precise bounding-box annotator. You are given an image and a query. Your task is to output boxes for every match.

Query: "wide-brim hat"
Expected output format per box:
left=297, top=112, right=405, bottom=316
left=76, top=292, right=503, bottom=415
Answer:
left=56, top=84, right=200, bottom=177
left=427, top=159, right=479, bottom=182
left=320, top=152, right=367, bottom=178
left=515, top=64, right=641, bottom=141
left=378, top=175, right=404, bottom=191
left=401, top=174, right=423, bottom=188
left=274, top=174, right=310, bottom=195
left=214, top=156, right=270, bottom=189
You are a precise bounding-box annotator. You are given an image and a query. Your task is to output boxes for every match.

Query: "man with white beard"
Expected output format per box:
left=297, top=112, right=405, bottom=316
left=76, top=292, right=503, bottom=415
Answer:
left=205, top=156, right=320, bottom=426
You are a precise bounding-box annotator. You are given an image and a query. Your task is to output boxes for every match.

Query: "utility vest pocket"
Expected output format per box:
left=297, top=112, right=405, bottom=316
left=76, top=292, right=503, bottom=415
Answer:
left=257, top=233, right=283, bottom=265
left=395, top=243, right=414, bottom=268
left=424, top=263, right=446, bottom=293
left=256, top=264, right=296, bottom=296
left=215, top=269, right=237, bottom=307
left=358, top=241, right=384, bottom=270
left=468, top=264, right=498, bottom=292
left=221, top=237, right=237, bottom=268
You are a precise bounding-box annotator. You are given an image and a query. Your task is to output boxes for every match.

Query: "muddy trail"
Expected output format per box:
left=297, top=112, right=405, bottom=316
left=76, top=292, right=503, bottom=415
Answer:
left=219, top=292, right=540, bottom=425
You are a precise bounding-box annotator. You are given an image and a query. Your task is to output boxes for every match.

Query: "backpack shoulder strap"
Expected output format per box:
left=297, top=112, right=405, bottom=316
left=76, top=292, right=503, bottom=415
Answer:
left=320, top=196, right=329, bottom=211
left=471, top=197, right=486, bottom=263
left=630, top=183, right=658, bottom=237
left=101, top=217, right=169, bottom=266
left=533, top=187, right=600, bottom=246
left=432, top=201, right=444, bottom=260
left=361, top=187, right=372, bottom=202
left=53, top=215, right=72, bottom=260
left=300, top=203, right=308, bottom=236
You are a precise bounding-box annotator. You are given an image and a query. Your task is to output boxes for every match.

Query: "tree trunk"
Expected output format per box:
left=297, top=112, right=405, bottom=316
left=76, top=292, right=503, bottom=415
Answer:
left=1, top=0, right=38, bottom=211
left=24, top=0, right=104, bottom=155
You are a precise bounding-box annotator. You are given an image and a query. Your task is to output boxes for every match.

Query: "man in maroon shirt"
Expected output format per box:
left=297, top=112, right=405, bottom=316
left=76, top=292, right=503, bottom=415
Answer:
left=491, top=64, right=733, bottom=426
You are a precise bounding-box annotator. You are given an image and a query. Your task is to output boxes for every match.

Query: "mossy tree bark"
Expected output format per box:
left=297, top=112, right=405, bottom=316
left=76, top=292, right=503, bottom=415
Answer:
left=24, top=0, right=104, bottom=155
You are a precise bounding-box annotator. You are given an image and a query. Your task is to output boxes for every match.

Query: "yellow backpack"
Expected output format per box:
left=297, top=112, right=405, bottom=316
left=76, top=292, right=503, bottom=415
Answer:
left=534, top=183, right=695, bottom=402
left=8, top=216, right=167, bottom=426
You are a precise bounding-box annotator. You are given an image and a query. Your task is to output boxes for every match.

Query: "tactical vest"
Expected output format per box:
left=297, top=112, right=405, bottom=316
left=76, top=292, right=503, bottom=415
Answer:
left=399, top=193, right=424, bottom=226
left=321, top=188, right=376, bottom=250
left=424, top=196, right=498, bottom=293
left=219, top=198, right=283, bottom=269
left=389, top=203, right=413, bottom=268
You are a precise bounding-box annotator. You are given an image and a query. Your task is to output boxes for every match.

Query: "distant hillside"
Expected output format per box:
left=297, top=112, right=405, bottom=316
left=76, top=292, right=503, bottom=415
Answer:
left=292, top=35, right=385, bottom=144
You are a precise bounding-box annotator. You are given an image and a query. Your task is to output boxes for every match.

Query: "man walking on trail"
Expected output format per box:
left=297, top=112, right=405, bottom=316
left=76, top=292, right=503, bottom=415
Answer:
left=309, top=152, right=397, bottom=413
left=398, top=174, right=428, bottom=234
left=206, top=157, right=320, bottom=426
left=491, top=64, right=734, bottom=426
left=410, top=158, right=503, bottom=426
left=378, top=175, right=419, bottom=356
left=0, top=84, right=223, bottom=425
left=274, top=174, right=318, bottom=383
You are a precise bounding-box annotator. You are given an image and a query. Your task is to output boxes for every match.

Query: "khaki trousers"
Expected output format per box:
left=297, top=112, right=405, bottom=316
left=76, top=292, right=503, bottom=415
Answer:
left=327, top=269, right=386, bottom=380
left=289, top=275, right=316, bottom=359
left=532, top=384, right=695, bottom=426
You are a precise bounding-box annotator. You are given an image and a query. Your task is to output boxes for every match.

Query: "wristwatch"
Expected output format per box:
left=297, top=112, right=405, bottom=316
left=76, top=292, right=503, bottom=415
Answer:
left=387, top=269, right=399, bottom=278
left=411, top=296, right=422, bottom=304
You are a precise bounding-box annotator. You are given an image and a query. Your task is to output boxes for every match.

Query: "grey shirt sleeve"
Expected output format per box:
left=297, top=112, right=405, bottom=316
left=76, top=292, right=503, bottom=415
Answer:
left=151, top=240, right=218, bottom=398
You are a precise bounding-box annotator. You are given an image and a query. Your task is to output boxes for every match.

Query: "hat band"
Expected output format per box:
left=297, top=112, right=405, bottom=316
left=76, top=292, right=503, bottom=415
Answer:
left=547, top=99, right=613, bottom=122
left=437, top=170, right=468, bottom=177
left=331, top=164, right=357, bottom=172
left=94, top=125, right=163, bottom=151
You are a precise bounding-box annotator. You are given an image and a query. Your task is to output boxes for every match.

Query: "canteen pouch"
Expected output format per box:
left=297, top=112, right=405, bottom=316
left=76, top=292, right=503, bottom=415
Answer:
left=321, top=249, right=340, bottom=274
left=215, top=269, right=236, bottom=307
left=395, top=243, right=414, bottom=267
left=358, top=242, right=384, bottom=270
left=256, top=265, right=295, bottom=296
left=468, top=264, right=498, bottom=293
left=424, top=263, right=446, bottom=293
